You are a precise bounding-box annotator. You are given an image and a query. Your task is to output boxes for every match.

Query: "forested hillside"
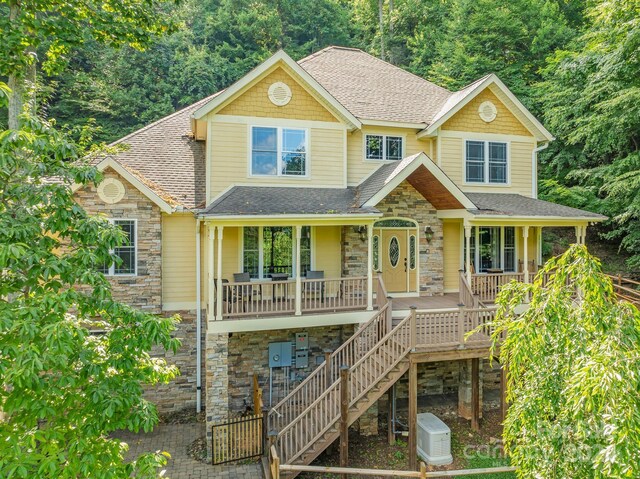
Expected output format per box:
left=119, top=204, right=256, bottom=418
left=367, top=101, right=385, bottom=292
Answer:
left=7, top=0, right=640, bottom=271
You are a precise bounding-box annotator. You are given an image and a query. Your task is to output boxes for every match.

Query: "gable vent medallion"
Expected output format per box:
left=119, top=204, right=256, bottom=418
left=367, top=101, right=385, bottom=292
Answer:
left=478, top=101, right=497, bottom=122
left=97, top=178, right=125, bottom=204
left=268, top=82, right=292, bottom=106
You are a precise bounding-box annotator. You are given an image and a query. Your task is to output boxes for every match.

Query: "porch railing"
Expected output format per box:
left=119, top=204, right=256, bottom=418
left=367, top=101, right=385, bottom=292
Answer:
left=220, top=276, right=368, bottom=319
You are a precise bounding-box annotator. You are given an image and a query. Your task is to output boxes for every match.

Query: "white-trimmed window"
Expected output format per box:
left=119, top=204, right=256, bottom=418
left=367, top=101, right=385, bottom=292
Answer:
left=251, top=126, right=307, bottom=176
left=365, top=134, right=403, bottom=161
left=465, top=140, right=508, bottom=184
left=100, top=219, right=137, bottom=276
left=242, top=226, right=311, bottom=279
left=464, top=226, right=516, bottom=273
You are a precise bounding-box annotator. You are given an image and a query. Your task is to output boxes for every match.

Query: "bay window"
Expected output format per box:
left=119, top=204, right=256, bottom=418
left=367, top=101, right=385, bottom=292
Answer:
left=464, top=226, right=516, bottom=273
left=251, top=126, right=307, bottom=176
left=465, top=140, right=508, bottom=184
left=242, top=226, right=311, bottom=279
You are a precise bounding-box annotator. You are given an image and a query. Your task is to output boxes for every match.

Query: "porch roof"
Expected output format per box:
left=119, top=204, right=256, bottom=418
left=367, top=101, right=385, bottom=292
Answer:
left=465, top=193, right=607, bottom=220
left=200, top=186, right=380, bottom=217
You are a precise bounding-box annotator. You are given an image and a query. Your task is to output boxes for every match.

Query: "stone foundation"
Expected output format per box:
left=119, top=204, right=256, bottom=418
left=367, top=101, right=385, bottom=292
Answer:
left=458, top=359, right=484, bottom=420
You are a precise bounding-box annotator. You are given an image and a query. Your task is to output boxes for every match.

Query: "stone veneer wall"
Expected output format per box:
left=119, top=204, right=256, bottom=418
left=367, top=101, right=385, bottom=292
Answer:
left=75, top=168, right=202, bottom=414
left=342, top=180, right=444, bottom=295
left=227, top=325, right=354, bottom=412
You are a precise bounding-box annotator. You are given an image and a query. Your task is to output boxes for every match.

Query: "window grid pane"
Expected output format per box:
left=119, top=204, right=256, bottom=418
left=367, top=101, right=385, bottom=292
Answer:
left=466, top=141, right=486, bottom=183
left=488, top=142, right=507, bottom=184
left=373, top=235, right=379, bottom=271
left=300, top=226, right=311, bottom=276
left=386, top=136, right=403, bottom=160
left=113, top=220, right=136, bottom=275
left=366, top=135, right=383, bottom=160
left=252, top=127, right=278, bottom=176
left=243, top=227, right=260, bottom=278
left=503, top=227, right=516, bottom=272
left=281, top=128, right=306, bottom=176
left=409, top=235, right=416, bottom=269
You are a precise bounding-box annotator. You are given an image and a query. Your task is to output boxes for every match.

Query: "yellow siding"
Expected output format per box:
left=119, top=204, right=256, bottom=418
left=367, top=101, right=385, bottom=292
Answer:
left=221, top=227, right=240, bottom=279
left=517, top=227, right=539, bottom=270
left=439, top=136, right=535, bottom=197
left=313, top=226, right=341, bottom=278
left=346, top=126, right=430, bottom=185
left=442, top=89, right=531, bottom=136
left=443, top=221, right=462, bottom=292
left=209, top=122, right=345, bottom=198
left=218, top=67, right=339, bottom=122
left=162, top=214, right=197, bottom=307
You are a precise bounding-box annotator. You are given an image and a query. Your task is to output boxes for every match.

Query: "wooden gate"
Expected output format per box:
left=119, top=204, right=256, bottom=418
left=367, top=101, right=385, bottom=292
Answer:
left=211, top=414, right=264, bottom=465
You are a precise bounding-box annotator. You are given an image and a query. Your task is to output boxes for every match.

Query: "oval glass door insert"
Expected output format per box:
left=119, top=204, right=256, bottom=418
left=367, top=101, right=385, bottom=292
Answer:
left=389, top=237, right=400, bottom=268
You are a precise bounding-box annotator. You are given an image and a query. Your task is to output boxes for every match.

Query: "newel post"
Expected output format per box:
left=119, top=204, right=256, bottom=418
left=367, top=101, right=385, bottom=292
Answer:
left=410, top=306, right=417, bottom=350
left=458, top=306, right=466, bottom=347
left=324, top=349, right=332, bottom=388
left=386, top=296, right=393, bottom=334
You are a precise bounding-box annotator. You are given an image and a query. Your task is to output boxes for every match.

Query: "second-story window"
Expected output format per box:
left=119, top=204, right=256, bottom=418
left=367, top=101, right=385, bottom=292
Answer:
left=465, top=140, right=508, bottom=184
left=99, top=219, right=137, bottom=276
left=251, top=126, right=307, bottom=177
left=365, top=134, right=403, bottom=161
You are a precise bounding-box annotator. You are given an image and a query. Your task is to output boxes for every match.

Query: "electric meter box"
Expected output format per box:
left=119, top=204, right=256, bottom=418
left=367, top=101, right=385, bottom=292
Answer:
left=268, top=342, right=292, bottom=368
left=295, top=350, right=309, bottom=369
left=295, top=332, right=309, bottom=350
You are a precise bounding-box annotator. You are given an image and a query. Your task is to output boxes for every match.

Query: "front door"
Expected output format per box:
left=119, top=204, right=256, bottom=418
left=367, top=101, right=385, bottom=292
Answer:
left=381, top=229, right=409, bottom=293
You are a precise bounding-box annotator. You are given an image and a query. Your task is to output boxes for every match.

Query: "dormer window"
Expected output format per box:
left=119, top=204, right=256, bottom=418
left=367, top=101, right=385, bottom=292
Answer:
left=251, top=126, right=307, bottom=176
left=365, top=134, right=403, bottom=161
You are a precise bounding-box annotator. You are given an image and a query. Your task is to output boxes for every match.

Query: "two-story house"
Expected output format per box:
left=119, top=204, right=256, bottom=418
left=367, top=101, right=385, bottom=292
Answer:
left=74, top=47, right=604, bottom=466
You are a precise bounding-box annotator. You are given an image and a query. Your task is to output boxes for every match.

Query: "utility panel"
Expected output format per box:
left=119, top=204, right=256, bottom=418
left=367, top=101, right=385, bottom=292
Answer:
left=268, top=342, right=292, bottom=368
left=295, top=332, right=308, bottom=350
left=295, top=350, right=309, bottom=369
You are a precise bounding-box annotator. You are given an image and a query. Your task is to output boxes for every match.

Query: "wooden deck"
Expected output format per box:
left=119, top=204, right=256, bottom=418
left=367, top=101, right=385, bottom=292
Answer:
left=391, top=293, right=461, bottom=312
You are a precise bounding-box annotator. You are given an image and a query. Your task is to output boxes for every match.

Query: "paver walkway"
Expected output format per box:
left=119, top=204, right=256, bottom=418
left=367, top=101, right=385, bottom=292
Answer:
left=116, top=423, right=262, bottom=479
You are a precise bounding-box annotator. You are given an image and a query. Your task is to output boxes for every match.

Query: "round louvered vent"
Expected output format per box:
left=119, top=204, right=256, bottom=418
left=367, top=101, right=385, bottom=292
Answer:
left=478, top=101, right=497, bottom=122
left=97, top=178, right=125, bottom=204
left=268, top=82, right=292, bottom=106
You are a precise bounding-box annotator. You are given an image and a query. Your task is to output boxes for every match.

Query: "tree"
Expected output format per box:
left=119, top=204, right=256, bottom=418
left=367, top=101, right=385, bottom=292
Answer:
left=1, top=0, right=176, bottom=128
left=488, top=245, right=640, bottom=477
left=0, top=84, right=181, bottom=477
left=538, top=0, right=640, bottom=269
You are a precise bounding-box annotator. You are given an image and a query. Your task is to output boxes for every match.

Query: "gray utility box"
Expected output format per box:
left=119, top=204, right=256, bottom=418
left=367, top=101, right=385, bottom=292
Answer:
left=295, top=332, right=308, bottom=350
left=295, top=350, right=309, bottom=369
left=416, top=413, right=453, bottom=465
left=268, top=342, right=292, bottom=368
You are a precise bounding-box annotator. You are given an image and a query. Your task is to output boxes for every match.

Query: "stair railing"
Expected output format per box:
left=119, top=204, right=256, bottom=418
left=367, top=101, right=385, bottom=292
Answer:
left=268, top=277, right=390, bottom=432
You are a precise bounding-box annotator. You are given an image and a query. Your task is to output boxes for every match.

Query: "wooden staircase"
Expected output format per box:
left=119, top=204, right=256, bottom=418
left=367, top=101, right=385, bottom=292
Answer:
left=267, top=278, right=417, bottom=474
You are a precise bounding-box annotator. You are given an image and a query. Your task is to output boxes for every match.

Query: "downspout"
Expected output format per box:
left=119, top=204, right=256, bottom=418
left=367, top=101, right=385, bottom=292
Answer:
left=195, top=217, right=202, bottom=413
left=532, top=142, right=549, bottom=199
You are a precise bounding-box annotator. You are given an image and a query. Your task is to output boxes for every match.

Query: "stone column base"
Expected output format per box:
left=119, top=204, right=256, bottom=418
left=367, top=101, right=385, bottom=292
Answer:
left=206, top=331, right=229, bottom=462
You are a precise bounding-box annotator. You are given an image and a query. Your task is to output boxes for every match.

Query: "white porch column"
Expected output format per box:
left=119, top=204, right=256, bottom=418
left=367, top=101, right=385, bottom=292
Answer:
left=464, top=222, right=472, bottom=285
left=536, top=226, right=543, bottom=266
left=581, top=225, right=588, bottom=245
left=215, top=225, right=224, bottom=321
left=207, top=225, right=215, bottom=322
left=295, top=225, right=302, bottom=316
left=575, top=225, right=588, bottom=245
left=522, top=226, right=530, bottom=284
left=366, top=223, right=373, bottom=311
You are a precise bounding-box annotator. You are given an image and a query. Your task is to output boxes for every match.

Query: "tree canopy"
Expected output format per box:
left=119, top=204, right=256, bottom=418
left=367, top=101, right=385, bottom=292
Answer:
left=490, top=245, right=640, bottom=478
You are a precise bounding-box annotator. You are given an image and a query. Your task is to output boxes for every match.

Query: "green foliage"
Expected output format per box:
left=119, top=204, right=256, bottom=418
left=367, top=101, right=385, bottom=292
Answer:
left=538, top=0, right=640, bottom=268
left=0, top=103, right=181, bottom=477
left=489, top=245, right=640, bottom=478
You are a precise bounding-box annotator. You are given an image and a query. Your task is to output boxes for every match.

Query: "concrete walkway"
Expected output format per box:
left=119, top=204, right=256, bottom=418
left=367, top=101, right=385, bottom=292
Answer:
left=116, top=423, right=262, bottom=479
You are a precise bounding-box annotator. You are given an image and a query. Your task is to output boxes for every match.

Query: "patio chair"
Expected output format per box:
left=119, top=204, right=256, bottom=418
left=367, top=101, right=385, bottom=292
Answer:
left=303, top=270, right=325, bottom=302
left=232, top=272, right=262, bottom=308
left=269, top=273, right=290, bottom=301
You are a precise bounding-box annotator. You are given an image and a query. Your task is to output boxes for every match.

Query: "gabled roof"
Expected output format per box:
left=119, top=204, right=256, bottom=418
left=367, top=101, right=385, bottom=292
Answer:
left=192, top=50, right=361, bottom=129
left=466, top=193, right=606, bottom=220
left=420, top=74, right=554, bottom=141
left=357, top=152, right=476, bottom=210
left=201, top=186, right=379, bottom=217
left=299, top=47, right=451, bottom=126
left=91, top=93, right=218, bottom=209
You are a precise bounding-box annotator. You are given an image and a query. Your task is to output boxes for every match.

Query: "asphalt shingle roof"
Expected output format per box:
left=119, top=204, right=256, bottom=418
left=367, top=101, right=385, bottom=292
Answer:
left=98, top=93, right=221, bottom=209
left=299, top=47, right=452, bottom=124
left=466, top=193, right=606, bottom=219
left=202, top=186, right=380, bottom=216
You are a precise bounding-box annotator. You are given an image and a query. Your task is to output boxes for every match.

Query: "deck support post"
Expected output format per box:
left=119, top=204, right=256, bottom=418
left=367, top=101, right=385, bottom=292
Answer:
left=464, top=223, right=472, bottom=285
left=471, top=358, right=480, bottom=431
left=366, top=223, right=373, bottom=311
left=522, top=226, right=530, bottom=285
left=324, top=349, right=332, bottom=388
left=408, top=359, right=418, bottom=471
left=340, top=366, right=350, bottom=477
left=387, top=388, right=395, bottom=446
left=295, top=225, right=302, bottom=316
left=215, top=225, right=224, bottom=321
